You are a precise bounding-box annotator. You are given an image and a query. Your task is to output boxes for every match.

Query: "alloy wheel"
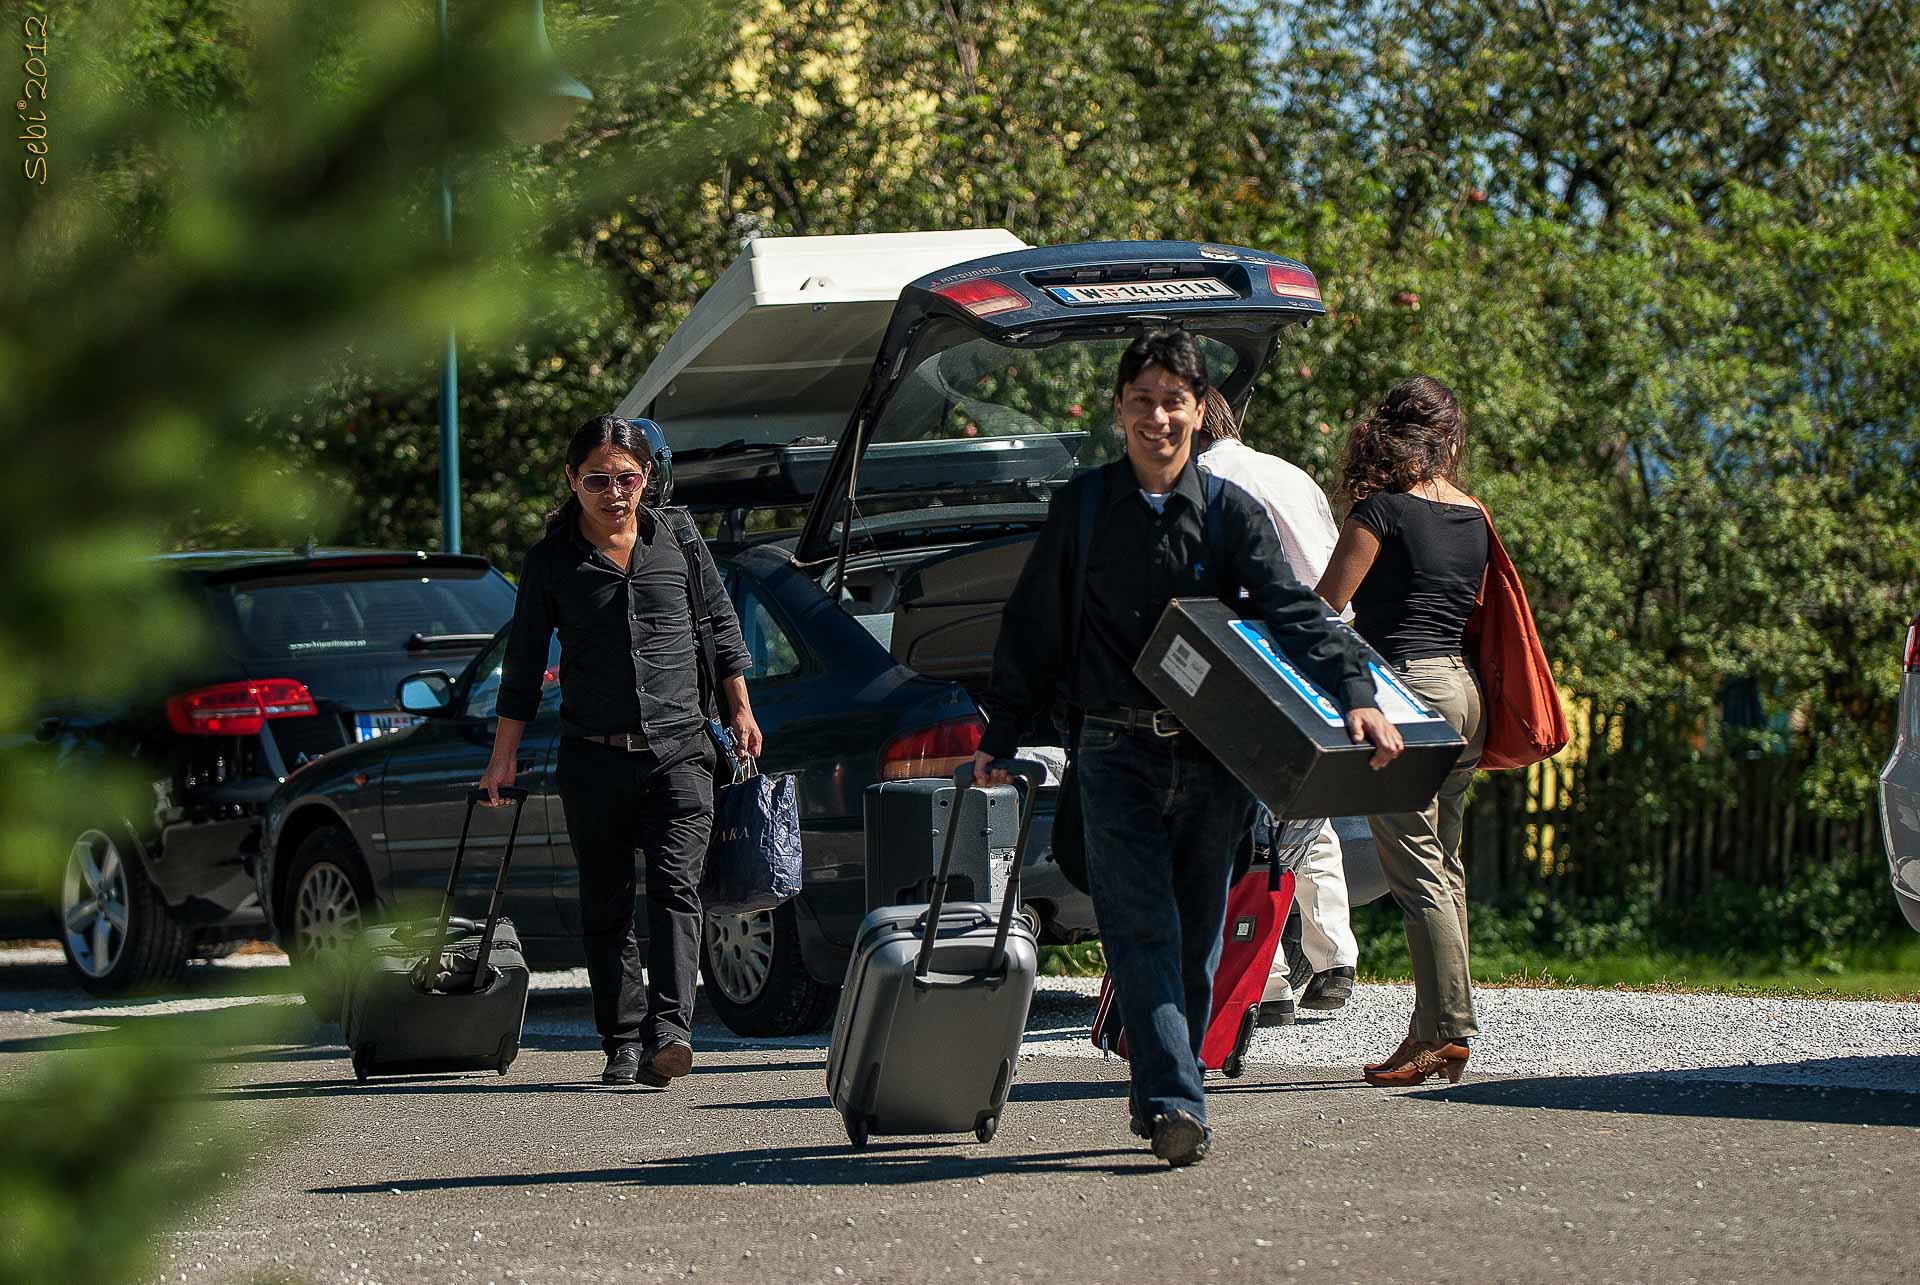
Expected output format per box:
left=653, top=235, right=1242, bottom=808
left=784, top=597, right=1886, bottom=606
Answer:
left=62, top=829, right=131, bottom=979
left=292, top=861, right=363, bottom=959
left=703, top=911, right=775, bottom=1004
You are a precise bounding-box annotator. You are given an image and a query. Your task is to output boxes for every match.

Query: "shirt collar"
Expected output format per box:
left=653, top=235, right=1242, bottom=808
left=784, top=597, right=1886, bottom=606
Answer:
left=566, top=507, right=658, bottom=559
left=1101, top=455, right=1209, bottom=513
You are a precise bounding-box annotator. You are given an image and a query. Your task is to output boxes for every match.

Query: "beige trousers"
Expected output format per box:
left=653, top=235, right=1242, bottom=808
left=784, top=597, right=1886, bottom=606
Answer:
left=1368, top=655, right=1486, bottom=1043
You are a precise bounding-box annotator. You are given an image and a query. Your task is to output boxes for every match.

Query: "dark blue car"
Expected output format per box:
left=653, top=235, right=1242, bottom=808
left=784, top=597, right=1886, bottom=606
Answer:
left=256, top=232, right=1329, bottom=1035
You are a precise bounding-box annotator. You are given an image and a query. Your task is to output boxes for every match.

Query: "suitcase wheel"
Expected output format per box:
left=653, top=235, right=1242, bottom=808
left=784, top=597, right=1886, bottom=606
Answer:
left=1222, top=1054, right=1244, bottom=1079
left=351, top=1046, right=374, bottom=1083
left=845, top=1114, right=870, bottom=1150
left=973, top=1112, right=998, bottom=1144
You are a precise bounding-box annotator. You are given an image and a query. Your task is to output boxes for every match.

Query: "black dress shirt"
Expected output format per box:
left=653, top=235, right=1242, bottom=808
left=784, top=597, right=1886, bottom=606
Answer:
left=497, top=509, right=751, bottom=742
left=977, top=458, right=1377, bottom=758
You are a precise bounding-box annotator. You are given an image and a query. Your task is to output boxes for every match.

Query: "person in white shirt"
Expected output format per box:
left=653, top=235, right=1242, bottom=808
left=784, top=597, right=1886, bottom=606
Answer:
left=1196, top=389, right=1360, bottom=1019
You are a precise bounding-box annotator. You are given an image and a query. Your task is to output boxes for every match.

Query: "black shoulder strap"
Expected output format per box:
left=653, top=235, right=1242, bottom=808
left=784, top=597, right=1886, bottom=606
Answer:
left=662, top=507, right=720, bottom=717
left=1200, top=469, right=1236, bottom=599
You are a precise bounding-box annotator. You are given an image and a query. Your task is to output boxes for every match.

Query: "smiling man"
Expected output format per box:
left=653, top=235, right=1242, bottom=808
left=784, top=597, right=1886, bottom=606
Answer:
left=973, top=328, right=1401, bottom=1166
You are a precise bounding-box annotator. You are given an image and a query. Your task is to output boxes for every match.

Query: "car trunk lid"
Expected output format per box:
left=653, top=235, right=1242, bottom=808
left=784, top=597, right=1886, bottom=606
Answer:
left=790, top=239, right=1329, bottom=565
left=615, top=229, right=1029, bottom=509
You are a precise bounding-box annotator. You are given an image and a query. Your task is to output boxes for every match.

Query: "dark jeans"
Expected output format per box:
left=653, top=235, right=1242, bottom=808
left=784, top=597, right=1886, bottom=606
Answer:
left=1077, top=724, right=1254, bottom=1127
left=556, top=734, right=715, bottom=1056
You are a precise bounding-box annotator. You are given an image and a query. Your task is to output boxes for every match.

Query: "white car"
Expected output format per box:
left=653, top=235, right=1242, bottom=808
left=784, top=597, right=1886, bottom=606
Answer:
left=1882, top=608, right=1920, bottom=931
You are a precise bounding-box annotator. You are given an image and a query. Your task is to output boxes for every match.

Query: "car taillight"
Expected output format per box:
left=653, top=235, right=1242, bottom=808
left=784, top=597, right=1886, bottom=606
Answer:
left=1266, top=263, right=1322, bottom=304
left=932, top=278, right=1031, bottom=319
left=1907, top=619, right=1920, bottom=673
left=879, top=716, right=984, bottom=780
left=166, top=679, right=318, bottom=736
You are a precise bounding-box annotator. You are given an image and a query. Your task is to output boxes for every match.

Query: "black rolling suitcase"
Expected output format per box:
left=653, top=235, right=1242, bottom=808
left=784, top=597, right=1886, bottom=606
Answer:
left=862, top=776, right=1019, bottom=911
left=827, top=760, right=1044, bottom=1149
left=340, top=787, right=533, bottom=1081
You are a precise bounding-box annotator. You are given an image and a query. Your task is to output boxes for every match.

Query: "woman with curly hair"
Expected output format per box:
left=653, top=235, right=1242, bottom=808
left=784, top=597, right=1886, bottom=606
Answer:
left=1317, top=375, right=1490, bottom=1087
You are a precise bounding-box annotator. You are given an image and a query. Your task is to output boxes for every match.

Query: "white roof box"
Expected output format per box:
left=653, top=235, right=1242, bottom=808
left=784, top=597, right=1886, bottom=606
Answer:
left=614, top=229, right=1028, bottom=449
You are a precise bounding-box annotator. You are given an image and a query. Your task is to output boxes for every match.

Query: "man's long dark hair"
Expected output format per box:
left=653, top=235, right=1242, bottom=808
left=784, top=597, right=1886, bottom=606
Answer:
left=544, top=415, right=655, bottom=530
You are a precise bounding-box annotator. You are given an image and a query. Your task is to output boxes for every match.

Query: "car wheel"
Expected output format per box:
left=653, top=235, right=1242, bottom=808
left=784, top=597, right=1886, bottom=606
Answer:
left=700, top=900, right=838, bottom=1037
left=282, top=827, right=374, bottom=1021
left=60, top=826, right=192, bottom=996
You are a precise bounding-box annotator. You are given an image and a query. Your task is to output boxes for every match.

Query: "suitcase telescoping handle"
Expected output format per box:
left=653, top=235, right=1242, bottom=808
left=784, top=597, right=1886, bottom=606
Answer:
left=425, top=786, right=530, bottom=986
left=914, top=758, right=1046, bottom=980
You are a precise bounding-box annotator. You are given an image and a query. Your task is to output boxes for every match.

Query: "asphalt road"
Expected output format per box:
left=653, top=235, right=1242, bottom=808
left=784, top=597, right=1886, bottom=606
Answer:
left=2, top=951, right=1916, bottom=1285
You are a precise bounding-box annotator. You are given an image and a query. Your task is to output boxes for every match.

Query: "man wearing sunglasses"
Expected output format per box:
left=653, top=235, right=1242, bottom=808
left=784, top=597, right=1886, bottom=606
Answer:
left=486, top=416, right=761, bottom=1089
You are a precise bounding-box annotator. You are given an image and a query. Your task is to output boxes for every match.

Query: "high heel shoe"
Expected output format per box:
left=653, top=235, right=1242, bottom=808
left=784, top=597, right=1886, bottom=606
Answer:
left=1362, top=1041, right=1470, bottom=1087
left=1362, top=1035, right=1420, bottom=1076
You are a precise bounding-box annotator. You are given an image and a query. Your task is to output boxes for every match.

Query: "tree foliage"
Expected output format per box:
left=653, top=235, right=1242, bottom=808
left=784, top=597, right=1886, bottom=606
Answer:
left=1, top=2, right=743, bottom=1278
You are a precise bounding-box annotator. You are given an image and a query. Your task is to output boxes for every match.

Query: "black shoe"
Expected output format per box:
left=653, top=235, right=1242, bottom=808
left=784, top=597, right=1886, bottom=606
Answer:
left=1300, top=966, right=1355, bottom=1011
left=601, top=1044, right=644, bottom=1085
left=1256, top=998, right=1296, bottom=1028
left=1150, top=1109, right=1211, bottom=1167
left=1128, top=1116, right=1151, bottom=1140
left=645, top=1038, right=693, bottom=1084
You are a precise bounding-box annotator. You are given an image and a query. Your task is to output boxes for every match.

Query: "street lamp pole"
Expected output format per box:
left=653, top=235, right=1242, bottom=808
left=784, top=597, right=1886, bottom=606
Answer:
left=436, top=0, right=592, bottom=555
left=437, top=0, right=461, bottom=554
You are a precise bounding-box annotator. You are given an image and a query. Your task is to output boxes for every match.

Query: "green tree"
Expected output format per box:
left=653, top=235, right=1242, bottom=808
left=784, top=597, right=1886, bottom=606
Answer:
left=0, top=1, right=745, bottom=1277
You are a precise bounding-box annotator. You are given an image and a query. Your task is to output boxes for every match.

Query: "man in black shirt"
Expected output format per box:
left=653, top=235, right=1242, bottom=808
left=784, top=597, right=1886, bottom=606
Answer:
left=973, top=331, right=1401, bottom=1165
left=482, top=417, right=760, bottom=1088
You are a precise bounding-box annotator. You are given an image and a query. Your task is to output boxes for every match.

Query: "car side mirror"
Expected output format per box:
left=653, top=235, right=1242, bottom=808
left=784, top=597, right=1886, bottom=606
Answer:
left=396, top=671, right=455, bottom=715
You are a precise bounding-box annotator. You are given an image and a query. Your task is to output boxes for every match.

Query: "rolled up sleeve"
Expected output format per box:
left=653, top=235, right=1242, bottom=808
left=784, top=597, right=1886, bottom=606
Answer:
left=692, top=537, right=751, bottom=679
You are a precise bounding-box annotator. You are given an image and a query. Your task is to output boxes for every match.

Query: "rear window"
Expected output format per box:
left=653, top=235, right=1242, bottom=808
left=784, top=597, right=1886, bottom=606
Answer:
left=873, top=332, right=1242, bottom=460
left=205, top=568, right=516, bottom=661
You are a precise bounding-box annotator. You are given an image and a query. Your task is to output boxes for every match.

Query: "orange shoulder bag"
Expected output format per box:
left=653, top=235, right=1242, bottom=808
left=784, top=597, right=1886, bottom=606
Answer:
left=1463, top=501, right=1569, bottom=770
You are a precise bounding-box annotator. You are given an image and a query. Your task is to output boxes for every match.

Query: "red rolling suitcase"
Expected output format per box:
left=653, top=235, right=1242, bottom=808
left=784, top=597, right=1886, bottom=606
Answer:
left=1091, top=858, right=1298, bottom=1080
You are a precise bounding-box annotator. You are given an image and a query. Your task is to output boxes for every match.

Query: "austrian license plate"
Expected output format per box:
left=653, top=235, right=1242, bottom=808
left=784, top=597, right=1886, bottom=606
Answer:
left=355, top=711, right=424, bottom=742
left=1044, top=278, right=1238, bottom=306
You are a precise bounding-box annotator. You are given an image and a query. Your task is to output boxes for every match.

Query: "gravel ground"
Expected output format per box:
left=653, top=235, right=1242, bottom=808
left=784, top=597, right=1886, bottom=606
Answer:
left=5, top=946, right=1914, bottom=1093
left=5, top=945, right=1917, bottom=1284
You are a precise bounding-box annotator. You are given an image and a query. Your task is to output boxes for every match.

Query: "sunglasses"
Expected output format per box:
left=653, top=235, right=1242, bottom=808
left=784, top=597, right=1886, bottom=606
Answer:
left=578, top=469, right=648, bottom=495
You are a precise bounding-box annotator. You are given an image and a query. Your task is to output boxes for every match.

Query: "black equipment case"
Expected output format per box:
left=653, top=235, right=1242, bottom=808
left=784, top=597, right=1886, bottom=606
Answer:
left=1135, top=598, right=1468, bottom=819
left=862, top=777, right=1018, bottom=912
left=339, top=787, right=533, bottom=1081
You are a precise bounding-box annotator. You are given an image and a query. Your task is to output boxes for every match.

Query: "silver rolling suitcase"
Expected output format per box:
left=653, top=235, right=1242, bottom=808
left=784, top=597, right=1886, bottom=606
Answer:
left=827, top=760, right=1044, bottom=1149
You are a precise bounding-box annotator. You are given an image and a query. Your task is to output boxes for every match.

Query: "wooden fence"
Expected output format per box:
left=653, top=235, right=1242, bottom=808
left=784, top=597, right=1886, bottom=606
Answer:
left=1460, top=740, right=1883, bottom=905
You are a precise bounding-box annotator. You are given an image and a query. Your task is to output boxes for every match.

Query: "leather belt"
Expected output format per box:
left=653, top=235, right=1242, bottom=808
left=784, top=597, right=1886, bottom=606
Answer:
left=1083, top=706, right=1185, bottom=738
left=578, top=732, right=652, bottom=752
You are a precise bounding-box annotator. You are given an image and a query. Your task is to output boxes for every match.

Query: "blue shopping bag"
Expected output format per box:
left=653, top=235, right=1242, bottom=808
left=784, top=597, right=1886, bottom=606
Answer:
left=700, top=758, right=803, bottom=916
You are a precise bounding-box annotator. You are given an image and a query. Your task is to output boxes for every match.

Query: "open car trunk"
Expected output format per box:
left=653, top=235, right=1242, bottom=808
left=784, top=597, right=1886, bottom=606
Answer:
left=620, top=234, right=1328, bottom=690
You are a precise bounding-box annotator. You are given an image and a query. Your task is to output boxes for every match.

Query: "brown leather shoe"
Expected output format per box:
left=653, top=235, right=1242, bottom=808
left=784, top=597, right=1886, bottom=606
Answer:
left=1363, top=1041, right=1469, bottom=1087
left=1362, top=1034, right=1420, bottom=1076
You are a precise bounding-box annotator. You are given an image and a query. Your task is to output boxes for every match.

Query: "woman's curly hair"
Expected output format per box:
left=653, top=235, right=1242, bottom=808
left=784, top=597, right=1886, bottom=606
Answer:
left=1337, top=375, right=1464, bottom=506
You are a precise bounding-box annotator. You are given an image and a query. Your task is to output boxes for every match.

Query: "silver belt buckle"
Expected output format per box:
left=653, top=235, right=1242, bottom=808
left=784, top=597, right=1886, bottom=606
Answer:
left=1150, top=710, right=1181, bottom=737
left=620, top=732, right=645, bottom=752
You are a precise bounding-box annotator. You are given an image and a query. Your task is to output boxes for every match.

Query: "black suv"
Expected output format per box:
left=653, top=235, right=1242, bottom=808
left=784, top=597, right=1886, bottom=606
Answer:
left=1, top=548, right=515, bottom=993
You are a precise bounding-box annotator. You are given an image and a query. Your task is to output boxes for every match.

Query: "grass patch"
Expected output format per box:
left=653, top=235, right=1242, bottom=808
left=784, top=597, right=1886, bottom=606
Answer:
left=1039, top=943, right=1105, bottom=977
left=1351, top=944, right=1920, bottom=1000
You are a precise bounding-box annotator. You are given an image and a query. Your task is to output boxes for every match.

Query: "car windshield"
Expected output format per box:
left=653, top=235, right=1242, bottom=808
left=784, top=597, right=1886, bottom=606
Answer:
left=871, top=332, right=1240, bottom=459
left=207, top=568, right=516, bottom=662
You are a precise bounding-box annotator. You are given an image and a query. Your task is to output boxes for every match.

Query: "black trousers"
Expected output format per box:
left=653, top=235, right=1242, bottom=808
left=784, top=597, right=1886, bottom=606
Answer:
left=556, top=734, right=715, bottom=1055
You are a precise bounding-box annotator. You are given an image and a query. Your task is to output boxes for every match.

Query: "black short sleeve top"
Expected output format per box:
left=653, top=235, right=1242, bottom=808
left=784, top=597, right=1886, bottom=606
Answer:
left=1347, top=490, right=1489, bottom=663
